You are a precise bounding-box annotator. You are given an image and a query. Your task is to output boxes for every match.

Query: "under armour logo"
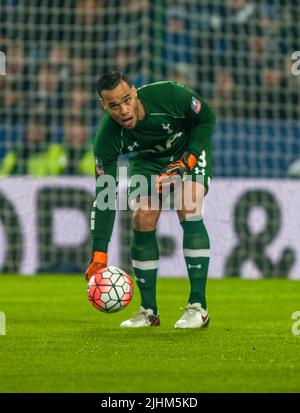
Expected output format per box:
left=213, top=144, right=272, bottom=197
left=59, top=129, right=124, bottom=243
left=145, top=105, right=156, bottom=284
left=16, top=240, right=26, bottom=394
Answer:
left=135, top=277, right=146, bottom=284
left=194, top=167, right=205, bottom=175
left=127, top=141, right=139, bottom=152
left=161, top=123, right=173, bottom=134
left=187, top=264, right=202, bottom=269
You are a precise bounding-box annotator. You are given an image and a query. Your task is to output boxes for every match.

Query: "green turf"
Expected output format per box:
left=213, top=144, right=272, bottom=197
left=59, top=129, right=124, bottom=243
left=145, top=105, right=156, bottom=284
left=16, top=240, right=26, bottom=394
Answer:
left=0, top=275, right=300, bottom=393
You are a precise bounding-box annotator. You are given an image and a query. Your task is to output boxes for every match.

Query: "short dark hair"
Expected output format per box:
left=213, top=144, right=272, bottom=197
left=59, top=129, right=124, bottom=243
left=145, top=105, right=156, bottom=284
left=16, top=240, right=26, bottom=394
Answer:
left=96, top=71, right=132, bottom=97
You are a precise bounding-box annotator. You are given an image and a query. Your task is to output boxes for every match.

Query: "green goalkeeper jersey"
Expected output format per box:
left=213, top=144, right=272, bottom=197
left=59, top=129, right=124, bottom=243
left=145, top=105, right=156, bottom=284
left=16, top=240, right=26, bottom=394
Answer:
left=92, top=81, right=216, bottom=252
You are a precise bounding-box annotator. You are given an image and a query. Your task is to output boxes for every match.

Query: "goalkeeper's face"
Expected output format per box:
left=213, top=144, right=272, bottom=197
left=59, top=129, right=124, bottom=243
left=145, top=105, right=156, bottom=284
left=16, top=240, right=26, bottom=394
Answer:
left=100, top=80, right=144, bottom=129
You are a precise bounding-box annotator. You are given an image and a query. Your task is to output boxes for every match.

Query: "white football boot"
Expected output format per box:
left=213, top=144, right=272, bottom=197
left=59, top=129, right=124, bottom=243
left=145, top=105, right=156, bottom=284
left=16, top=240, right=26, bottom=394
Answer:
left=120, top=306, right=160, bottom=328
left=174, top=303, right=209, bottom=329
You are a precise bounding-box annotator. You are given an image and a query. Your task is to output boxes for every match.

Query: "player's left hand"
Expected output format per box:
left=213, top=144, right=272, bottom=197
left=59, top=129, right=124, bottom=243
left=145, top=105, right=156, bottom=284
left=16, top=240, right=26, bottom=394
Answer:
left=85, top=251, right=108, bottom=282
left=156, top=151, right=197, bottom=193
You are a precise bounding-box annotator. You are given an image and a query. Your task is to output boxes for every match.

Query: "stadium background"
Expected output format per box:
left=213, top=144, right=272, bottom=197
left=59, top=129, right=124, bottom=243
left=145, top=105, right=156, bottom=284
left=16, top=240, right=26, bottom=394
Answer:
left=0, top=0, right=300, bottom=278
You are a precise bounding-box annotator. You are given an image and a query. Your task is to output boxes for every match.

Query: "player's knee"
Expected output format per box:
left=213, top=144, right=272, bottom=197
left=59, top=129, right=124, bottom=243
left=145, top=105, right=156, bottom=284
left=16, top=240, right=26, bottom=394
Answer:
left=132, top=210, right=157, bottom=231
left=177, top=181, right=205, bottom=221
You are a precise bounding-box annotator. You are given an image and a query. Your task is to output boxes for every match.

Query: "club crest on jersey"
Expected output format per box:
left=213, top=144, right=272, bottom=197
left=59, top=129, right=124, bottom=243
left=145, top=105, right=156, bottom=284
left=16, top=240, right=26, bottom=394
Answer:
left=95, top=156, right=105, bottom=176
left=161, top=123, right=173, bottom=134
left=191, top=96, right=201, bottom=113
left=127, top=141, right=139, bottom=152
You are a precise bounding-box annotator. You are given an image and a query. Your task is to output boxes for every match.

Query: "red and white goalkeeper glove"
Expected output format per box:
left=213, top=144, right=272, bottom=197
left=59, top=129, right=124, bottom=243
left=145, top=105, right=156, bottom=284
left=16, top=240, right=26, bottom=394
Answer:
left=156, top=151, right=197, bottom=193
left=85, top=251, right=107, bottom=282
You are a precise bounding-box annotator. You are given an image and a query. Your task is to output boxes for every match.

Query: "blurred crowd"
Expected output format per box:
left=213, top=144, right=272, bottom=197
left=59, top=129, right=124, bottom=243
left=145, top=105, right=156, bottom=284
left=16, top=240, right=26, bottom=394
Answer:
left=0, top=0, right=300, bottom=176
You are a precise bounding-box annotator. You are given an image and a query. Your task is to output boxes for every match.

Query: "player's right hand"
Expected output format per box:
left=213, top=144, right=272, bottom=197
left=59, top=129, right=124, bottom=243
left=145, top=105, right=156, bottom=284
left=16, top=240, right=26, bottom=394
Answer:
left=85, top=251, right=107, bottom=282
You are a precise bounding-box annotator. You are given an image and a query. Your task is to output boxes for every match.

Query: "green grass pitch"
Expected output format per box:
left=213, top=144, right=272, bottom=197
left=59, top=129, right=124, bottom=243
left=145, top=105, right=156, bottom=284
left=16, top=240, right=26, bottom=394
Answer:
left=0, top=275, right=300, bottom=393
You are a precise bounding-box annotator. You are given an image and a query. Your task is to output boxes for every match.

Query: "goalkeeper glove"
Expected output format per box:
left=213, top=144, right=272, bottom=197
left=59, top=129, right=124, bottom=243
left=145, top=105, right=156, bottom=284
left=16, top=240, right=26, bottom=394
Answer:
left=85, top=251, right=107, bottom=281
left=156, top=151, right=197, bottom=193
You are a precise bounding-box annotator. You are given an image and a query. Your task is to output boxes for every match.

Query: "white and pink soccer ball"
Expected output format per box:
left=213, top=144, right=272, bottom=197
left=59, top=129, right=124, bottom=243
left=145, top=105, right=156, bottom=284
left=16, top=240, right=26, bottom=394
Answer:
left=87, top=266, right=133, bottom=313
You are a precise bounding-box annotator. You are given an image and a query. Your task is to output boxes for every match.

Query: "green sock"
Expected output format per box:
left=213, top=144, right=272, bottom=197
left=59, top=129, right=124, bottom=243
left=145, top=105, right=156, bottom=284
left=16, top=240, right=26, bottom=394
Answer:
left=181, top=218, right=210, bottom=310
left=131, top=229, right=159, bottom=315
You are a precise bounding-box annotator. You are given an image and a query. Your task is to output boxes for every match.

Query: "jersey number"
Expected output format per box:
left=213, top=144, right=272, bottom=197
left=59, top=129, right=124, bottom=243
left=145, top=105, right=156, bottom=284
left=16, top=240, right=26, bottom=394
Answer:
left=194, top=150, right=207, bottom=175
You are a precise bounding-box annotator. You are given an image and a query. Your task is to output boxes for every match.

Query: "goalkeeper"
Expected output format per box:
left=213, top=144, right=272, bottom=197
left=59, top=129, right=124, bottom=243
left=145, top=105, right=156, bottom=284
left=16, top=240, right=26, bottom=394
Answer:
left=86, top=71, right=216, bottom=329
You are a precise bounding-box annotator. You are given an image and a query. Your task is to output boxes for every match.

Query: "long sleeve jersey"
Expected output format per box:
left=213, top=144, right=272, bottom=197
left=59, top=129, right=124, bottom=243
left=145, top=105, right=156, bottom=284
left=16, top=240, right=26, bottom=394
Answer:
left=92, top=81, right=216, bottom=252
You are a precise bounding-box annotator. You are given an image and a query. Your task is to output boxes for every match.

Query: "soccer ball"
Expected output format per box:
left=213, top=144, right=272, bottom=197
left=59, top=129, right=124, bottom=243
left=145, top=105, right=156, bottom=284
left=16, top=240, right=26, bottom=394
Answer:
left=87, top=266, right=133, bottom=313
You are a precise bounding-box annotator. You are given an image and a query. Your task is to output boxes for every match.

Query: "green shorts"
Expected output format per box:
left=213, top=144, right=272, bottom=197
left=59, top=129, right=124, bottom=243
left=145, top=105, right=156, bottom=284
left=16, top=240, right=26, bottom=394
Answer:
left=128, top=147, right=212, bottom=199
